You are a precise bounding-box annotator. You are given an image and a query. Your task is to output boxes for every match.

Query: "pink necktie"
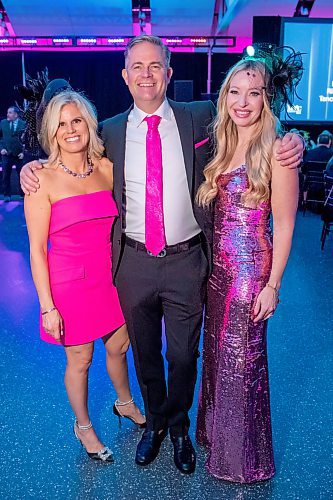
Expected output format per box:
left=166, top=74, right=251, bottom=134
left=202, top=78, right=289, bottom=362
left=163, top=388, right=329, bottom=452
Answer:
left=145, top=115, right=166, bottom=256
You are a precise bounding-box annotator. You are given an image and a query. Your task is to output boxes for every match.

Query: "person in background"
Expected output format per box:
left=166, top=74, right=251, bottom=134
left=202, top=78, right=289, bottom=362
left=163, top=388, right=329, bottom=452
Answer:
left=301, top=130, right=333, bottom=206
left=303, top=130, right=333, bottom=164
left=299, top=130, right=315, bottom=151
left=290, top=128, right=315, bottom=151
left=325, top=155, right=333, bottom=177
left=24, top=90, right=145, bottom=463
left=196, top=50, right=300, bottom=483
left=0, top=106, right=26, bottom=201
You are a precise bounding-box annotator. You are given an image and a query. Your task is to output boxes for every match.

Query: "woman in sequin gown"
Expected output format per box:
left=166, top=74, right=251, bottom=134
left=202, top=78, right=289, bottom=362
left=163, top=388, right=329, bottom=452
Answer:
left=196, top=58, right=299, bottom=482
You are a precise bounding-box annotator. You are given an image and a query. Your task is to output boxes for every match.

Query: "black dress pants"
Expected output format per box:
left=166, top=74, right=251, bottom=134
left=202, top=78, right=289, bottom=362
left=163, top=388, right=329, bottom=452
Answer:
left=1, top=154, right=24, bottom=197
left=116, top=240, right=208, bottom=436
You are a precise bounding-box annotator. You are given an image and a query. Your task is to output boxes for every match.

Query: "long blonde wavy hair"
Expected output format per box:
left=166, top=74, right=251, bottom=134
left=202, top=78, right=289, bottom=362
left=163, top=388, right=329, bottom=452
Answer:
left=40, top=90, right=104, bottom=165
left=197, top=59, right=282, bottom=207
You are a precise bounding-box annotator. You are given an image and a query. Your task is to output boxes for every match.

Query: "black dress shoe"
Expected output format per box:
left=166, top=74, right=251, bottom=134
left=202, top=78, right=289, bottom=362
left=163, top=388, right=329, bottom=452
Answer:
left=171, top=434, right=196, bottom=474
left=135, top=429, right=167, bottom=466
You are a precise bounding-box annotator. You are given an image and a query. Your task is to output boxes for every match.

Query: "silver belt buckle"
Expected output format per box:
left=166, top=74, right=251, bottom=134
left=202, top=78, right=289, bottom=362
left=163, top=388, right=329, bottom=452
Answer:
left=147, top=248, right=167, bottom=258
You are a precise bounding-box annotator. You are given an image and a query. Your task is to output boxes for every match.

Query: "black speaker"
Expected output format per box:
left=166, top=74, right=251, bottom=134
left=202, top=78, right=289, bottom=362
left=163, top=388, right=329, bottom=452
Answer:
left=253, top=17, right=283, bottom=46
left=174, top=80, right=193, bottom=102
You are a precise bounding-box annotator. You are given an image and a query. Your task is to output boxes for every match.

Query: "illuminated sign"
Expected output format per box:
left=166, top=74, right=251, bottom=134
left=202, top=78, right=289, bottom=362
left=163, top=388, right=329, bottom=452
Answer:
left=0, top=36, right=236, bottom=51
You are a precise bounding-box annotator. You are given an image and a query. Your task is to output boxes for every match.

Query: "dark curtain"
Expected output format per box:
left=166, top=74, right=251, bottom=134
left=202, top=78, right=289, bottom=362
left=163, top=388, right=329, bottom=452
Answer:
left=24, top=51, right=132, bottom=121
left=0, top=50, right=241, bottom=121
left=0, top=52, right=24, bottom=120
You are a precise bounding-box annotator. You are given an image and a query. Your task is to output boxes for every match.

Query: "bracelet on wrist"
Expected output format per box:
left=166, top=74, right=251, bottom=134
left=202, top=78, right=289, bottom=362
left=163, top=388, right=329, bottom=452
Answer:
left=41, top=306, right=57, bottom=316
left=266, top=282, right=279, bottom=291
left=265, top=283, right=280, bottom=304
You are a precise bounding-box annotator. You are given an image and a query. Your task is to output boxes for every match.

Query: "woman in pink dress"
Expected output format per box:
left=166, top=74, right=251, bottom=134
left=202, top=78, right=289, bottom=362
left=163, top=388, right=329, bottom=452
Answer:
left=196, top=50, right=301, bottom=482
left=24, top=91, right=145, bottom=462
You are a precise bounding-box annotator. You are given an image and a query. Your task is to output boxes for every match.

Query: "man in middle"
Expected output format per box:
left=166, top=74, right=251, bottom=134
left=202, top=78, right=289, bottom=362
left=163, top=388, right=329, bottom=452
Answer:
left=99, top=35, right=303, bottom=474
left=101, top=36, right=215, bottom=475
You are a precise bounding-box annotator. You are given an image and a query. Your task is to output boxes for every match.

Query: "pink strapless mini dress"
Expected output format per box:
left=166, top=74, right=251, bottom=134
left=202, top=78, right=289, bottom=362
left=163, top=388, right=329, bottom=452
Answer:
left=40, top=190, right=125, bottom=346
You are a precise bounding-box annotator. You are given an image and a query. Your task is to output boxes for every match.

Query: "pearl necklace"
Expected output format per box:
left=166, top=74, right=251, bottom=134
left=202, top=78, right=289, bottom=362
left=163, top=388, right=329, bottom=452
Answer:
left=58, top=156, right=94, bottom=179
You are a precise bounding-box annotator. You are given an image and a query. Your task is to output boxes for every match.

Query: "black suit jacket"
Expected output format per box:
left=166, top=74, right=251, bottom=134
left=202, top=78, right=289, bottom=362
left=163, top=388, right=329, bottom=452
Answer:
left=326, top=157, right=333, bottom=177
left=0, top=119, right=26, bottom=156
left=100, top=99, right=216, bottom=279
left=303, top=145, right=333, bottom=165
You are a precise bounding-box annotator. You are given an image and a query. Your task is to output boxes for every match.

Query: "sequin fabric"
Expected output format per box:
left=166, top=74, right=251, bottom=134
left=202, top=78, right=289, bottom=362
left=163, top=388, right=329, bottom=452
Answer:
left=196, top=165, right=275, bottom=483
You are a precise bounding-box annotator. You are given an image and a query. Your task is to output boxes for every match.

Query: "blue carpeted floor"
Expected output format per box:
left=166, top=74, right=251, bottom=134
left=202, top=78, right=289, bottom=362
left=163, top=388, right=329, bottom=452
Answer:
left=0, top=200, right=332, bottom=500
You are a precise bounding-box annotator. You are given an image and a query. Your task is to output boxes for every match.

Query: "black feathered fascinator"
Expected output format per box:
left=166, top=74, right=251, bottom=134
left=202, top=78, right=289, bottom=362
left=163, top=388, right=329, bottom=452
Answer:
left=17, top=70, right=72, bottom=157
left=16, top=68, right=50, bottom=157
left=243, top=44, right=304, bottom=117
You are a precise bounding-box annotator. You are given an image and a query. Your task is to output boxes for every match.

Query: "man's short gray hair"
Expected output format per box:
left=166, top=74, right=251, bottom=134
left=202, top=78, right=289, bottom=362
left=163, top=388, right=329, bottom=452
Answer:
left=124, top=35, right=171, bottom=68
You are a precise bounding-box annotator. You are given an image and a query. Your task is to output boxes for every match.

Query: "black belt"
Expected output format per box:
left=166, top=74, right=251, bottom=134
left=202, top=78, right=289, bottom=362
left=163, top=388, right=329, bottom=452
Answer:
left=125, top=233, right=203, bottom=257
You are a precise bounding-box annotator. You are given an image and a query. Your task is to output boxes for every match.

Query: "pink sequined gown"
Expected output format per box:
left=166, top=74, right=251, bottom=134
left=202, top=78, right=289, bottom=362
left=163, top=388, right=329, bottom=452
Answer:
left=196, top=165, right=275, bottom=483
left=40, top=190, right=125, bottom=346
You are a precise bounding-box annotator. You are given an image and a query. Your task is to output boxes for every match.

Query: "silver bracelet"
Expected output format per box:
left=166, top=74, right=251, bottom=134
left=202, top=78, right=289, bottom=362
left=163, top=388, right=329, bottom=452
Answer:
left=41, top=306, right=57, bottom=316
left=265, top=284, right=280, bottom=304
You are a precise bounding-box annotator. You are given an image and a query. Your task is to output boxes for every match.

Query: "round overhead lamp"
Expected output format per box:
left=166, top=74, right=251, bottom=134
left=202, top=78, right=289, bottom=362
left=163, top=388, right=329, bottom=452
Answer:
left=245, top=45, right=255, bottom=57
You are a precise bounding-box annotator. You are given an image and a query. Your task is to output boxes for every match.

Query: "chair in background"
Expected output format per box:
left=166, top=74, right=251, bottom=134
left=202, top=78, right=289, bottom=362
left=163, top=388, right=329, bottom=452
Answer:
left=301, top=160, right=327, bottom=216
left=320, top=174, right=333, bottom=250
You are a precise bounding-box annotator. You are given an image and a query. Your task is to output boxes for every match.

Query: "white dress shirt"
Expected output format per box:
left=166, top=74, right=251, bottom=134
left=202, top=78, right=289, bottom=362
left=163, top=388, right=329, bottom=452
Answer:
left=10, top=119, right=18, bottom=132
left=124, top=99, right=200, bottom=245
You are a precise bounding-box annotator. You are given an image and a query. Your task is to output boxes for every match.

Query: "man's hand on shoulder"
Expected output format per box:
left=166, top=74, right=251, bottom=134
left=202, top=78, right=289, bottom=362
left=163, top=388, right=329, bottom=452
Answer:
left=275, top=132, right=304, bottom=169
left=20, top=160, right=44, bottom=195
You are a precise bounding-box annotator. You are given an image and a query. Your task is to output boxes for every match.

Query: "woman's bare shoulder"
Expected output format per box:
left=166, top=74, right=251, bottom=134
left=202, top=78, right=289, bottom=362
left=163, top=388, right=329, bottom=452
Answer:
left=272, top=138, right=283, bottom=156
left=35, top=161, right=58, bottom=180
left=271, top=138, right=284, bottom=170
left=28, top=162, right=58, bottom=200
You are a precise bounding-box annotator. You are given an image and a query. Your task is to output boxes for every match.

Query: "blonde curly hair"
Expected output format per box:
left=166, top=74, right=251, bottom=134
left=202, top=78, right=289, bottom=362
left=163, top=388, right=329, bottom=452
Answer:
left=197, top=59, right=282, bottom=207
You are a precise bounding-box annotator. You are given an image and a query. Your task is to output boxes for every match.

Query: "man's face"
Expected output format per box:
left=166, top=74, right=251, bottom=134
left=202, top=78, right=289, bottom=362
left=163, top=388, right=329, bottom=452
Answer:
left=7, top=108, right=17, bottom=121
left=122, top=42, right=173, bottom=113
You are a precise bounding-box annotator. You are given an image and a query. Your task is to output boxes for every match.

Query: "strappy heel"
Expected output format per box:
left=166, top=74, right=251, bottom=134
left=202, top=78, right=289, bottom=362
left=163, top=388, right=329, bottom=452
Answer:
left=73, top=420, right=114, bottom=462
left=113, top=398, right=146, bottom=429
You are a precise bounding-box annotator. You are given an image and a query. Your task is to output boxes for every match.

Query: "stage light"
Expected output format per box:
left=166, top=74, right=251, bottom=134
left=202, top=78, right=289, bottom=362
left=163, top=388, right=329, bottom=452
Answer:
left=190, top=38, right=207, bottom=44
left=107, top=38, right=125, bottom=43
left=20, top=39, right=37, bottom=44
left=165, top=39, right=182, bottom=44
left=243, top=43, right=275, bottom=58
left=53, top=38, right=70, bottom=43
left=293, top=1, right=315, bottom=18
left=246, top=45, right=255, bottom=57
left=0, top=35, right=236, bottom=51
left=79, top=38, right=96, bottom=44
